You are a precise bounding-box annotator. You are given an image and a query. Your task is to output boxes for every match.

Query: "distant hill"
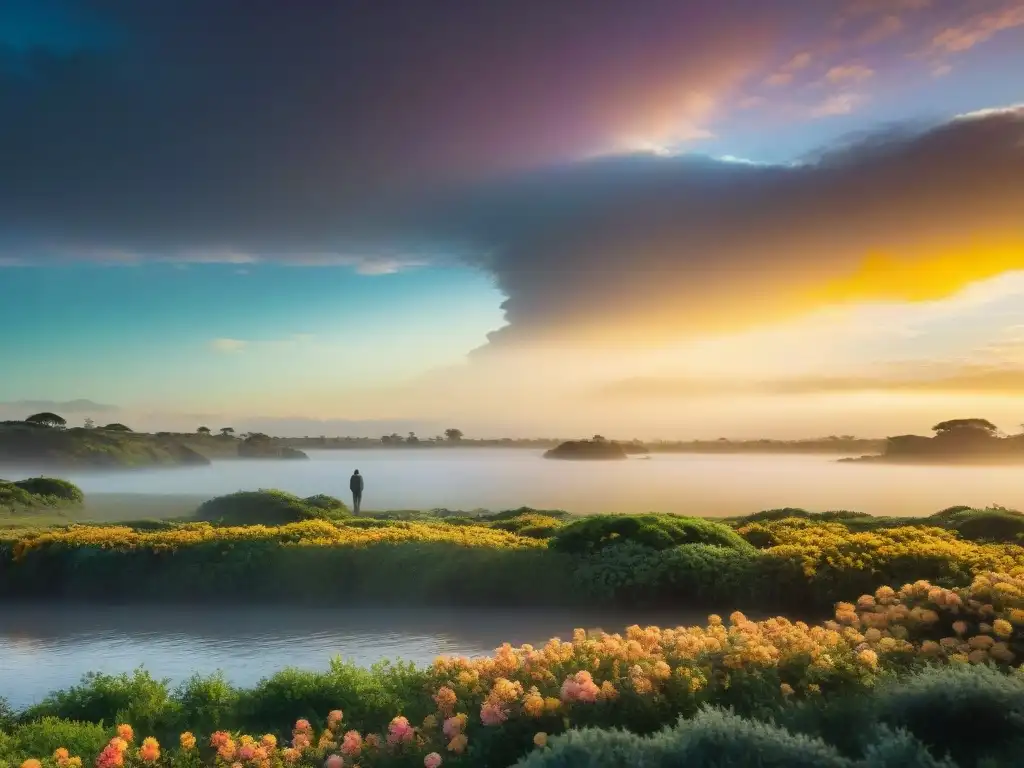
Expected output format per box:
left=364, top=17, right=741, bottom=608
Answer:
left=544, top=439, right=645, bottom=461
left=0, top=423, right=308, bottom=469
left=0, top=422, right=213, bottom=468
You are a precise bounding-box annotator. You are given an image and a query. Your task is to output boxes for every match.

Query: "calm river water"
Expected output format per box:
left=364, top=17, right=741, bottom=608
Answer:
left=27, top=448, right=1024, bottom=517
left=0, top=605, right=699, bottom=710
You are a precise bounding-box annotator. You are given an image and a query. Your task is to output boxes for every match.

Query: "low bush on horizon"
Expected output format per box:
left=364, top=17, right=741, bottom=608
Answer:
left=5, top=568, right=1024, bottom=767
left=194, top=490, right=350, bottom=526
left=0, top=477, right=84, bottom=515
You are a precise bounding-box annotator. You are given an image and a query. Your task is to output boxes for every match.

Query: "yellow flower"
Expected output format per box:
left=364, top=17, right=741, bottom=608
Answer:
left=993, top=618, right=1013, bottom=638
left=21, top=760, right=42, bottom=768
left=180, top=732, right=197, bottom=750
left=533, top=732, right=548, bottom=748
left=116, top=725, right=134, bottom=743
left=522, top=690, right=545, bottom=718
left=856, top=649, right=879, bottom=669
left=446, top=734, right=468, bottom=754
left=780, top=683, right=794, bottom=697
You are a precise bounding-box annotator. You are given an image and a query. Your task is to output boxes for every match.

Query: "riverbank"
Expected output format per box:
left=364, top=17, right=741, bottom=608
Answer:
left=1, top=567, right=1022, bottom=767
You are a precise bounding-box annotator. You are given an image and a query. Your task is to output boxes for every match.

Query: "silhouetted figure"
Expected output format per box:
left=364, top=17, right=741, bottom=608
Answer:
left=350, top=469, right=364, bottom=514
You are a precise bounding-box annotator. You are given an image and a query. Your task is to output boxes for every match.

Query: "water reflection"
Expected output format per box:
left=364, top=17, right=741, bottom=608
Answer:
left=0, top=604, right=702, bottom=709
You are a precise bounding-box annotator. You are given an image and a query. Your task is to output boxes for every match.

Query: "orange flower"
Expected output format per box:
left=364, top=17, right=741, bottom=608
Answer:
left=180, top=732, right=197, bottom=750
left=446, top=734, right=468, bottom=754
left=137, top=737, right=160, bottom=763
left=116, top=725, right=134, bottom=743
left=20, top=761, right=42, bottom=768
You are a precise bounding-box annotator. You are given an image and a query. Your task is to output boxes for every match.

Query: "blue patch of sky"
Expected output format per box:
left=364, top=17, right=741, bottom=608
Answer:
left=0, top=263, right=506, bottom=405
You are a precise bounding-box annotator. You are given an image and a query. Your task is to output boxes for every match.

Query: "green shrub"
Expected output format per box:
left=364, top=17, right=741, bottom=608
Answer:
left=570, top=541, right=764, bottom=606
left=302, top=494, right=350, bottom=514
left=11, top=477, right=84, bottom=503
left=173, top=673, right=239, bottom=734
left=928, top=506, right=976, bottom=523
left=0, top=718, right=109, bottom=763
left=951, top=510, right=1024, bottom=543
left=21, top=670, right=173, bottom=739
left=490, top=513, right=564, bottom=538
left=515, top=708, right=853, bottom=768
left=873, top=663, right=1024, bottom=767
left=550, top=515, right=751, bottom=554
left=194, top=489, right=345, bottom=525
left=861, top=727, right=958, bottom=768
left=0, top=481, right=38, bottom=509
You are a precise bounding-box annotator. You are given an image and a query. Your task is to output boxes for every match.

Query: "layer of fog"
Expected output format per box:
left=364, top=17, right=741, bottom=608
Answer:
left=8, top=449, right=1023, bottom=516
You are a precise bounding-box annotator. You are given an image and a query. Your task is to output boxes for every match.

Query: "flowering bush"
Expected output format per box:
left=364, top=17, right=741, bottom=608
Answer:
left=7, top=569, right=1024, bottom=767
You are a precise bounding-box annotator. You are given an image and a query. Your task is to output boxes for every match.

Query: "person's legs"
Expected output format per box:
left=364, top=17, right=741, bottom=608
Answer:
left=353, top=492, right=361, bottom=514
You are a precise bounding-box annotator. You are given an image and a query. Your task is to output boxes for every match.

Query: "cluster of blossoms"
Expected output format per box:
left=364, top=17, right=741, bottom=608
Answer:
left=737, top=519, right=1022, bottom=578
left=16, top=567, right=1024, bottom=768
left=829, top=571, right=1023, bottom=667
left=11, top=519, right=543, bottom=560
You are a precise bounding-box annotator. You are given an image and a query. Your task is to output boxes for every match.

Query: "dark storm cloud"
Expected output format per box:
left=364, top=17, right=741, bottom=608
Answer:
left=1, top=2, right=1023, bottom=351
left=0, top=0, right=778, bottom=255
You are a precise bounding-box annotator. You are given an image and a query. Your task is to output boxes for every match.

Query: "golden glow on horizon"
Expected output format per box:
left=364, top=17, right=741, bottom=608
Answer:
left=813, top=237, right=1024, bottom=305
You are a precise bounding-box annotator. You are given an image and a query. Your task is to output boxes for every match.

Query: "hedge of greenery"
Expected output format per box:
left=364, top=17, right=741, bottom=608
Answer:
left=3, top=496, right=1024, bottom=612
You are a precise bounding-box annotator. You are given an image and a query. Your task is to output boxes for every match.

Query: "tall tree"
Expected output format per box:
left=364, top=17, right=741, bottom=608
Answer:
left=220, top=427, right=235, bottom=436
left=197, top=426, right=211, bottom=434
left=932, top=419, right=998, bottom=435
left=444, top=428, right=464, bottom=442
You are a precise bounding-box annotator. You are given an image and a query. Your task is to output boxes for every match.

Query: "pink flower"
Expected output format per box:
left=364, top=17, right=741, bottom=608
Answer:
left=560, top=671, right=600, bottom=703
left=480, top=702, right=508, bottom=726
left=387, top=716, right=415, bottom=745
left=340, top=731, right=362, bottom=758
left=442, top=715, right=466, bottom=739
left=424, top=753, right=443, bottom=768
left=325, top=756, right=343, bottom=768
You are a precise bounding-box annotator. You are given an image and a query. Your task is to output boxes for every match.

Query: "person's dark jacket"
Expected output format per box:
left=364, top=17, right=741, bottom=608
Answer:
left=350, top=474, right=364, bottom=494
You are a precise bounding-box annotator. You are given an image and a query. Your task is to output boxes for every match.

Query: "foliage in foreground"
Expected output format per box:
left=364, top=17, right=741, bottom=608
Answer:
left=4, top=503, right=1024, bottom=612
left=5, top=569, right=1024, bottom=767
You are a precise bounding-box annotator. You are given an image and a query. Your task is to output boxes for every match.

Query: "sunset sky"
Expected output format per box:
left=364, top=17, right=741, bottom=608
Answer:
left=1, top=0, right=1023, bottom=438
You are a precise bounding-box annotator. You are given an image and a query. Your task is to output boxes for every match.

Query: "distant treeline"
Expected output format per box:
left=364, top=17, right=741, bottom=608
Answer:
left=275, top=434, right=885, bottom=453
left=847, top=418, right=1024, bottom=463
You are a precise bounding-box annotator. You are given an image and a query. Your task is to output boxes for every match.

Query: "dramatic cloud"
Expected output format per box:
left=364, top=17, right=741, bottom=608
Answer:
left=438, top=108, right=1023, bottom=350
left=0, top=0, right=780, bottom=261
left=2, top=1, right=1022, bottom=360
